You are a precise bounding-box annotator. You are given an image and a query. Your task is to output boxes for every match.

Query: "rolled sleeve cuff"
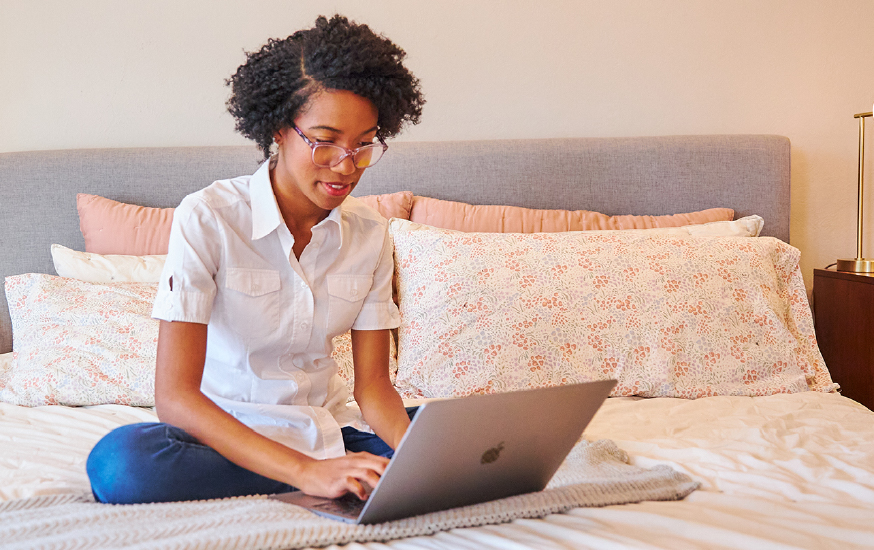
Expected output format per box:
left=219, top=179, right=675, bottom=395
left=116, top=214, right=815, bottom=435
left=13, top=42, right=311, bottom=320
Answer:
left=151, top=288, right=215, bottom=324
left=351, top=301, right=400, bottom=331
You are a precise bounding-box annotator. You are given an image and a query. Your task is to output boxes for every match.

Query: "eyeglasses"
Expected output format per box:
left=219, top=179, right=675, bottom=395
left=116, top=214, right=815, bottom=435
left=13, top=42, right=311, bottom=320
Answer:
left=292, top=126, right=388, bottom=169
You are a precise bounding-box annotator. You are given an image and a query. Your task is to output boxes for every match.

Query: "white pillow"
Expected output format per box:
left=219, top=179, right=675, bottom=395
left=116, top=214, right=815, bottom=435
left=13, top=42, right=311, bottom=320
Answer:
left=586, top=215, right=764, bottom=238
left=51, top=244, right=166, bottom=283
left=683, top=215, right=763, bottom=237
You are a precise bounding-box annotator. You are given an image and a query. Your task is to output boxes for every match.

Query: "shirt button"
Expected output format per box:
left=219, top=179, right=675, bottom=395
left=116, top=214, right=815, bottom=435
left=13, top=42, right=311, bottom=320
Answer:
left=350, top=288, right=359, bottom=298
left=300, top=321, right=309, bottom=330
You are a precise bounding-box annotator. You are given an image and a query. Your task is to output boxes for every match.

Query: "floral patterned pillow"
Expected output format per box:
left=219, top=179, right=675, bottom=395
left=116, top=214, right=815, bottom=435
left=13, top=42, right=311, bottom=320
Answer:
left=2, top=274, right=159, bottom=406
left=389, top=219, right=836, bottom=399
left=1, top=271, right=397, bottom=407
left=48, top=247, right=388, bottom=404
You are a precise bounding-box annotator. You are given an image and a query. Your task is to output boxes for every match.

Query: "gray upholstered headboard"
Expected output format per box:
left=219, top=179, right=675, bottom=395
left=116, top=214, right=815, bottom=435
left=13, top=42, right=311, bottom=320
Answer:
left=0, top=134, right=790, bottom=354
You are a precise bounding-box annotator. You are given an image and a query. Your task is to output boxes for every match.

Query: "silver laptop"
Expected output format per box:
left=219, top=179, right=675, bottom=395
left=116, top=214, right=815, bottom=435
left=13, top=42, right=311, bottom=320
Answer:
left=271, top=379, right=616, bottom=524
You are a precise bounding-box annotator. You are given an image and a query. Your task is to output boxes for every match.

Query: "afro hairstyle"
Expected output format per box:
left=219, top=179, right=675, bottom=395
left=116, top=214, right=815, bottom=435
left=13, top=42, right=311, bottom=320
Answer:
left=226, top=14, right=425, bottom=158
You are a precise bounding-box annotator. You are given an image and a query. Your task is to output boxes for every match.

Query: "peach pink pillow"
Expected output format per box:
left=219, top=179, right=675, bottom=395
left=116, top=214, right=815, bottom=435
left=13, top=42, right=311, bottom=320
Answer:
left=78, top=194, right=175, bottom=256
left=357, top=191, right=414, bottom=221
left=409, top=196, right=734, bottom=233
left=78, top=191, right=732, bottom=255
left=77, top=191, right=414, bottom=256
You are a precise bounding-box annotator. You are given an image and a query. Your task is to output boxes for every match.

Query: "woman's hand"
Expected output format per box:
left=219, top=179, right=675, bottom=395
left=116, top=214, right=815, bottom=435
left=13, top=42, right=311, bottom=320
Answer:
left=294, top=451, right=390, bottom=500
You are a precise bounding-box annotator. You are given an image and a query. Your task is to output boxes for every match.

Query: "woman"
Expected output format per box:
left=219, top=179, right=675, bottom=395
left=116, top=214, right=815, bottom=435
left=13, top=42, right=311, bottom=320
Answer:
left=87, top=14, right=425, bottom=504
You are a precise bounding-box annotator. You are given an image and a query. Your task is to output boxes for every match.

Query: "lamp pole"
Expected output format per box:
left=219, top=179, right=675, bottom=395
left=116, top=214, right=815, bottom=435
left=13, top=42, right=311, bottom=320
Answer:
left=837, top=110, right=874, bottom=273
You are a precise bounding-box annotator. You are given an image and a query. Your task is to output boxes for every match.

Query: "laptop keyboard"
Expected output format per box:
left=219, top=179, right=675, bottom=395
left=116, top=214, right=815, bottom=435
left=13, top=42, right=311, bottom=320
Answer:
left=311, top=494, right=367, bottom=516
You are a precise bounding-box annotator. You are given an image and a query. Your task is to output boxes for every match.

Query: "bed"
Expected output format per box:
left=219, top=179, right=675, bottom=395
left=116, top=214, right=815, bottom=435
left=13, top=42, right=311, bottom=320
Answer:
left=1, top=136, right=873, bottom=549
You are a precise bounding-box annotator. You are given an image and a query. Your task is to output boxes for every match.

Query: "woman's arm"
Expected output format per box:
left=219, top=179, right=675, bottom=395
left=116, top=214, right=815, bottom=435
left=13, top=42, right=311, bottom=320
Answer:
left=350, top=328, right=410, bottom=449
left=155, top=320, right=388, bottom=499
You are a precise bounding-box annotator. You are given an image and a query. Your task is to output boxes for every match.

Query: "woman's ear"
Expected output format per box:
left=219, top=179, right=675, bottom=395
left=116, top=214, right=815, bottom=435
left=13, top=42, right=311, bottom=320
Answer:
left=271, top=129, right=285, bottom=157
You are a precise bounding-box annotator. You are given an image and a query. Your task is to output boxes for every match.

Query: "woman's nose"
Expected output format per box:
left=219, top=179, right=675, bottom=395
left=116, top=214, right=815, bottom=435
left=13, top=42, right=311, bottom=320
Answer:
left=331, top=155, right=357, bottom=175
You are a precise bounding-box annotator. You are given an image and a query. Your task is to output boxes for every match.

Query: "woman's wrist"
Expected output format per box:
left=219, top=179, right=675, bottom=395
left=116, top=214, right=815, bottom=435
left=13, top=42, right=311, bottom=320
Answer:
left=388, top=422, right=409, bottom=449
left=280, top=449, right=316, bottom=487
left=370, top=400, right=411, bottom=450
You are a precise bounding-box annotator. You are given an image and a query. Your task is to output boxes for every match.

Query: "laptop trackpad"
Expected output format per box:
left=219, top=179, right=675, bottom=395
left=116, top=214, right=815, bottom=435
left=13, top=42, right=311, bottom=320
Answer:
left=271, top=491, right=365, bottom=523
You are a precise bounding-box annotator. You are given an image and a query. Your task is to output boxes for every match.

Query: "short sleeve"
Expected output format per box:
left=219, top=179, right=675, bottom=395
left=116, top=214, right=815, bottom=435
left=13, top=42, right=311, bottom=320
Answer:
left=350, top=222, right=400, bottom=331
left=151, top=194, right=221, bottom=324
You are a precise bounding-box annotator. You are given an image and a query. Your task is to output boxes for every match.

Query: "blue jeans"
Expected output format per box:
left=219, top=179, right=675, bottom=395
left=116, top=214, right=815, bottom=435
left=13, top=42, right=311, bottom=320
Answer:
left=87, top=407, right=419, bottom=504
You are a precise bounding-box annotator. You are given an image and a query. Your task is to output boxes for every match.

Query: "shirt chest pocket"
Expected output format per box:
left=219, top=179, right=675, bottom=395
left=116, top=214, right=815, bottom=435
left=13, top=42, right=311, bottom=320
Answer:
left=326, top=274, right=372, bottom=337
left=223, top=268, right=282, bottom=339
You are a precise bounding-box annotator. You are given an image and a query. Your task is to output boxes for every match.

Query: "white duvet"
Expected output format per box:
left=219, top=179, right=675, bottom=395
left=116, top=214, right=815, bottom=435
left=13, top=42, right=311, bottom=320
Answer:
left=1, top=373, right=872, bottom=548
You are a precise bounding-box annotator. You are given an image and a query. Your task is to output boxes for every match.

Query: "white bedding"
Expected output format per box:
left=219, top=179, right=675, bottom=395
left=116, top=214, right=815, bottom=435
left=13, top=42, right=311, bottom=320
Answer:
left=2, top=371, right=872, bottom=549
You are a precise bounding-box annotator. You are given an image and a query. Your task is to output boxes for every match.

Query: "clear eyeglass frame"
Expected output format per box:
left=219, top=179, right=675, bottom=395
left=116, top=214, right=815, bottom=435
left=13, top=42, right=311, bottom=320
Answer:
left=292, top=125, right=388, bottom=169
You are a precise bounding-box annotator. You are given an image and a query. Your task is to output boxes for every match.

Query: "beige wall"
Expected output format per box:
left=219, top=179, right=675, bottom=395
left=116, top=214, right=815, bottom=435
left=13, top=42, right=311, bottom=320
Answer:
left=2, top=0, right=873, bottom=291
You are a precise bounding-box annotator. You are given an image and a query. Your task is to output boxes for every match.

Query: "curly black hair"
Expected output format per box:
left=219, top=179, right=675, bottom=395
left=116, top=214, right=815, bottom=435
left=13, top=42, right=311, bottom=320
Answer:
left=226, top=15, right=425, bottom=158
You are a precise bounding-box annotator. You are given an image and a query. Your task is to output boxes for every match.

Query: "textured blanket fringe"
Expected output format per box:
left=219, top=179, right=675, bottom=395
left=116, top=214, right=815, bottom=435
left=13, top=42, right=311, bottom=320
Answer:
left=0, top=440, right=700, bottom=550
left=0, top=491, right=93, bottom=512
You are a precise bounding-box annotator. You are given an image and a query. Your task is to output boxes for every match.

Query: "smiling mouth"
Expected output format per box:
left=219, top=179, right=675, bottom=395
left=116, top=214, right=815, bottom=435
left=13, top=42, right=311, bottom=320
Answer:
left=322, top=181, right=353, bottom=197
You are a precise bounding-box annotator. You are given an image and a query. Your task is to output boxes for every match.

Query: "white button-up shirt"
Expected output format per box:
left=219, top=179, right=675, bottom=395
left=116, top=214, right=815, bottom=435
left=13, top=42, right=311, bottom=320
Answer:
left=152, top=160, right=400, bottom=459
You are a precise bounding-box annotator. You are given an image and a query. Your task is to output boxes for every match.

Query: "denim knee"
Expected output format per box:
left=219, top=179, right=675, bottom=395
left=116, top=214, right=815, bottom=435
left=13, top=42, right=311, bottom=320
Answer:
left=87, top=422, right=169, bottom=504
left=87, top=422, right=295, bottom=504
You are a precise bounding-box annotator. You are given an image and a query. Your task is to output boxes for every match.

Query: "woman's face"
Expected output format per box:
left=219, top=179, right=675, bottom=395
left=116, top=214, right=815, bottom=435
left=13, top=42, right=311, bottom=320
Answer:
left=272, top=89, right=379, bottom=216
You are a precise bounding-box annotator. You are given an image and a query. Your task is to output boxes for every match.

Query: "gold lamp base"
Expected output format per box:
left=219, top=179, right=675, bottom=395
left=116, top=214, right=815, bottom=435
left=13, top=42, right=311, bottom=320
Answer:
left=836, top=258, right=874, bottom=273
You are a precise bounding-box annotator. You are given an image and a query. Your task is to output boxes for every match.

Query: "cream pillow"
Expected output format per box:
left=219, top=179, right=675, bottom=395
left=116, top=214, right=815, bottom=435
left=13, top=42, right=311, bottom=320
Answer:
left=593, top=215, right=764, bottom=238
left=52, top=244, right=166, bottom=283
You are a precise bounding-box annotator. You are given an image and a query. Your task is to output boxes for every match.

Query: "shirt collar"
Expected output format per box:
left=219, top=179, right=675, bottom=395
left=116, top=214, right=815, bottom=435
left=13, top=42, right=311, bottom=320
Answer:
left=323, top=203, right=345, bottom=249
left=250, top=158, right=346, bottom=249
left=250, top=159, right=283, bottom=241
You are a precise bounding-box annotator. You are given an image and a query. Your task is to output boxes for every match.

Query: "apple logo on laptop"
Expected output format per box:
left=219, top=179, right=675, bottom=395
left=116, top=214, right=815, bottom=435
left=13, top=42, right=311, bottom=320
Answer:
left=481, top=442, right=505, bottom=464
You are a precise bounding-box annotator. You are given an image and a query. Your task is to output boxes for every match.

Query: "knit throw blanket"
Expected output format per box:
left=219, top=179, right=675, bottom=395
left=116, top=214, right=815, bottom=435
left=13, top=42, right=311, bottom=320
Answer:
left=1, top=440, right=699, bottom=550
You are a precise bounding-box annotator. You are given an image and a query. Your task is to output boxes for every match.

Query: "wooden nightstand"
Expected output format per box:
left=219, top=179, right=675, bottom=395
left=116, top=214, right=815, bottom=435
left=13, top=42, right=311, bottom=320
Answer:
left=813, top=268, right=874, bottom=410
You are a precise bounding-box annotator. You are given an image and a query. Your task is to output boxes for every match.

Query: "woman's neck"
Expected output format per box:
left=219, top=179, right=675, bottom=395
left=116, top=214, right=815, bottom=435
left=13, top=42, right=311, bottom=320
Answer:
left=269, top=160, right=330, bottom=235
